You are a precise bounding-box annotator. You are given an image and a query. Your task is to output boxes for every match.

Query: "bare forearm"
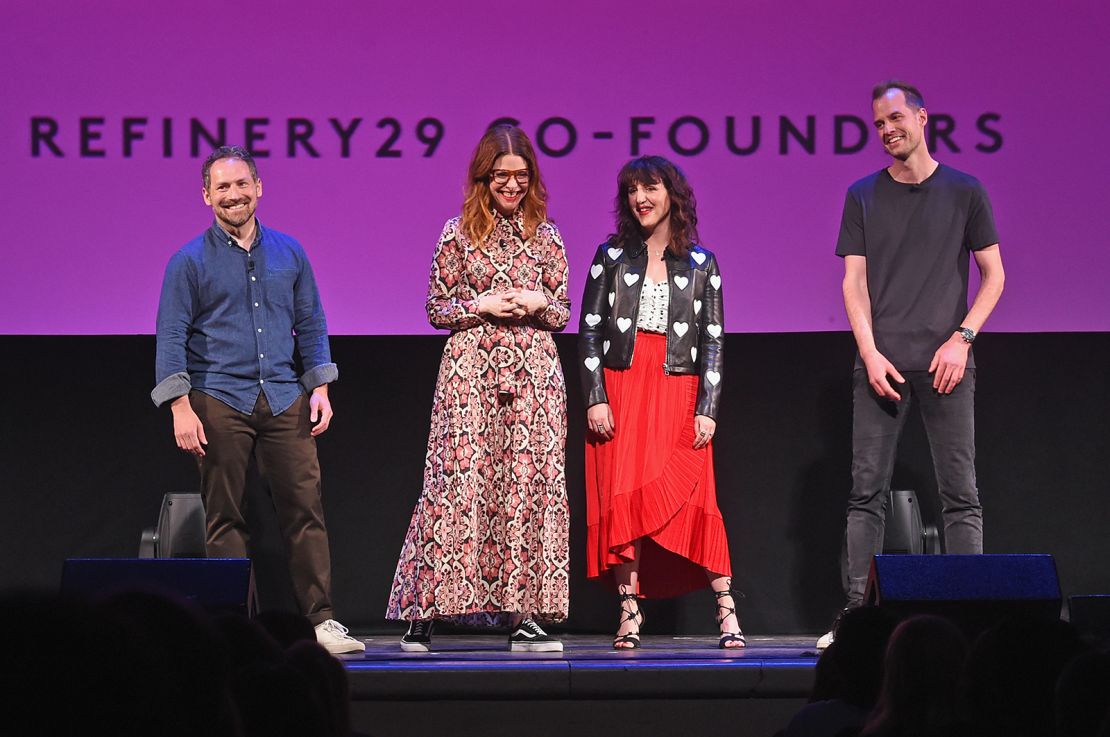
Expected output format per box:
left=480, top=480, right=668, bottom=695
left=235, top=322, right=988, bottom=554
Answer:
left=843, top=275, right=879, bottom=357
left=960, top=269, right=1005, bottom=334
left=957, top=245, right=1006, bottom=334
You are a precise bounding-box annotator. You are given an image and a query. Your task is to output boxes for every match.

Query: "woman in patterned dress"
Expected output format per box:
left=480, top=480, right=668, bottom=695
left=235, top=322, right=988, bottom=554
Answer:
left=578, top=156, right=744, bottom=649
left=385, top=125, right=570, bottom=653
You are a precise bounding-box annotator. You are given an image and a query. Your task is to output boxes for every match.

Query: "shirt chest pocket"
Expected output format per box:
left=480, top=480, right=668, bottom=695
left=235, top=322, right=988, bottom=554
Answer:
left=262, top=268, right=298, bottom=308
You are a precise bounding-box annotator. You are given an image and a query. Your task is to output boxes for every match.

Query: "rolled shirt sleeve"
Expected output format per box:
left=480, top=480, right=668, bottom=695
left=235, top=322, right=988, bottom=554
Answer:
left=152, top=251, right=197, bottom=406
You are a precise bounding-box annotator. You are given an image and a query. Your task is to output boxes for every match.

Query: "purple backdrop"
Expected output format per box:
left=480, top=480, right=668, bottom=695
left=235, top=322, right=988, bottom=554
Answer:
left=2, top=0, right=1107, bottom=335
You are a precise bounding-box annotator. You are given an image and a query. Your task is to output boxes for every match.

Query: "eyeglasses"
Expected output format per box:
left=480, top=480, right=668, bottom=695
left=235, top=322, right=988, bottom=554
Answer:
left=490, top=169, right=530, bottom=184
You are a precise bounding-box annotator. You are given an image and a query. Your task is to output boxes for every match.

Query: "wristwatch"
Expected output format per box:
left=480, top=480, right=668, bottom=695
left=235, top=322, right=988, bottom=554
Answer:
left=956, top=326, right=977, bottom=344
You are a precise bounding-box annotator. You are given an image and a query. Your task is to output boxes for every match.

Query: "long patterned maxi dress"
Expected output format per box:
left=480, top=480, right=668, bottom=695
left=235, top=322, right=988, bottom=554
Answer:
left=386, top=212, right=571, bottom=625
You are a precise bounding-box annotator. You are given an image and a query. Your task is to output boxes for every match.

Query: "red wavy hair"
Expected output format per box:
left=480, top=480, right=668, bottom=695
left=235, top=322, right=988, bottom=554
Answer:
left=460, top=125, right=549, bottom=245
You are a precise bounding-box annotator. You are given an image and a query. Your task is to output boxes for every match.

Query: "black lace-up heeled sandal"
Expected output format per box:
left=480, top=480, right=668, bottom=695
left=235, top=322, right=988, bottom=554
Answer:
left=614, top=592, right=645, bottom=649
left=714, top=583, right=746, bottom=649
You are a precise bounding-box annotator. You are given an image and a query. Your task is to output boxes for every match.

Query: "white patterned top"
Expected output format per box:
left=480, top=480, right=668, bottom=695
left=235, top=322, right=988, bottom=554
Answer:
left=636, top=275, right=669, bottom=334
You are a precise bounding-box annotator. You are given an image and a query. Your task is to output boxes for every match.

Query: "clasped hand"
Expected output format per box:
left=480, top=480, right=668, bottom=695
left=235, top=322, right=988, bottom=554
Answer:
left=478, top=289, right=547, bottom=319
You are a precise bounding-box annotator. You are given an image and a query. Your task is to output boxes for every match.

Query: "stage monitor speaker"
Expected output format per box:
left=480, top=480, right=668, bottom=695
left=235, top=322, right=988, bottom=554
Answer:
left=865, top=554, right=1061, bottom=639
left=60, top=558, right=256, bottom=616
left=138, top=493, right=207, bottom=559
left=1067, top=595, right=1110, bottom=643
left=882, top=490, right=941, bottom=555
left=155, top=493, right=207, bottom=558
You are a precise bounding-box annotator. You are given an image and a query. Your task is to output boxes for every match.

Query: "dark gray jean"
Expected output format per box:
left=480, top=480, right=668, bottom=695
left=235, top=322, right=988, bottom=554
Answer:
left=843, top=369, right=983, bottom=605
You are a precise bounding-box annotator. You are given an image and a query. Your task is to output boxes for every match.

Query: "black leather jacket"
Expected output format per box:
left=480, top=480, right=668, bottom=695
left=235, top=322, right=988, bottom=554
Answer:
left=578, top=239, right=724, bottom=419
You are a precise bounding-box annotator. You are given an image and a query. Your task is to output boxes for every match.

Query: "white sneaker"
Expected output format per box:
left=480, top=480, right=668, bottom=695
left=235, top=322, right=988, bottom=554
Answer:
left=816, top=606, right=851, bottom=650
left=315, top=619, right=366, bottom=654
left=816, top=630, right=835, bottom=650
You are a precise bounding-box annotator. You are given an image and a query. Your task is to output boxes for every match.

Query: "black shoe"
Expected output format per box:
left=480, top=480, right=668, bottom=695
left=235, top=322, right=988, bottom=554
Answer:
left=400, top=619, right=434, bottom=652
left=714, top=581, right=746, bottom=649
left=614, top=591, right=644, bottom=649
left=509, top=618, right=563, bottom=652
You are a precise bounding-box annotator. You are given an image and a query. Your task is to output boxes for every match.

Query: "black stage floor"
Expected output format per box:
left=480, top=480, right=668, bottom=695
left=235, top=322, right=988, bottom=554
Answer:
left=339, top=634, right=819, bottom=737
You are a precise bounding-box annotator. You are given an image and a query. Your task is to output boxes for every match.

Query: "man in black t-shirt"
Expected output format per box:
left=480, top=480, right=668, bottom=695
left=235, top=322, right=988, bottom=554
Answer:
left=818, top=81, right=1006, bottom=649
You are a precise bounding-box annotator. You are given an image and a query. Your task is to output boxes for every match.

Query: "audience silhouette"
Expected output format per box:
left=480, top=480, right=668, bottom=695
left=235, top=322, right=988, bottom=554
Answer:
left=1, top=587, right=367, bottom=737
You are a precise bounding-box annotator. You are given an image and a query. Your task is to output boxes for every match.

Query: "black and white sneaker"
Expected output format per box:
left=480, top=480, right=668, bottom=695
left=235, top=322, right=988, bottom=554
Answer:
left=508, top=618, right=563, bottom=652
left=400, top=619, right=434, bottom=652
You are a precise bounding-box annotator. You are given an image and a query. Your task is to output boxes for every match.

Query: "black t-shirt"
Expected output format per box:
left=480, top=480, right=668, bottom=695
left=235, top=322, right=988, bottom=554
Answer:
left=836, top=164, right=999, bottom=371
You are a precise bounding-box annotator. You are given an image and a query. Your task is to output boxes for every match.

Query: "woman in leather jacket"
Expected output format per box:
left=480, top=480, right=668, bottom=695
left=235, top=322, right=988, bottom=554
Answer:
left=578, top=156, right=743, bottom=649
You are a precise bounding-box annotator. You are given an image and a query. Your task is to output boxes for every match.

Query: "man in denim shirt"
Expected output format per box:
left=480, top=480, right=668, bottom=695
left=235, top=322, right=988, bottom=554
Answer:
left=152, top=145, right=363, bottom=654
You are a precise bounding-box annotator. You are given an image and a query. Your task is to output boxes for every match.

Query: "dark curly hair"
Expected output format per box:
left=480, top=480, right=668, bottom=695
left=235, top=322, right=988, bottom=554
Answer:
left=611, top=156, right=700, bottom=257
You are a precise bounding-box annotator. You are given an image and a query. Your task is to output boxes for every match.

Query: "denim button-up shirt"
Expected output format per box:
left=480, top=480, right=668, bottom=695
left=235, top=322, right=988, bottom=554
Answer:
left=152, top=221, right=338, bottom=415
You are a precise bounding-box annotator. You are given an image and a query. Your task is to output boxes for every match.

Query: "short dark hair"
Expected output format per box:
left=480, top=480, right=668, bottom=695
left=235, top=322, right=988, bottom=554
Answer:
left=202, top=145, right=259, bottom=188
left=872, top=80, right=925, bottom=111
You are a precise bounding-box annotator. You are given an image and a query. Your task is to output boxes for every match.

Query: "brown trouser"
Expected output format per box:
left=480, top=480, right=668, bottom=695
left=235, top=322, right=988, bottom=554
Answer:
left=191, top=390, right=333, bottom=624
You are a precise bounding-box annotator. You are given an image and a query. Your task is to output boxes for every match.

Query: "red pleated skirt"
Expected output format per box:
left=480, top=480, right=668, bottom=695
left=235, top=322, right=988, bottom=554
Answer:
left=585, top=331, right=732, bottom=599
